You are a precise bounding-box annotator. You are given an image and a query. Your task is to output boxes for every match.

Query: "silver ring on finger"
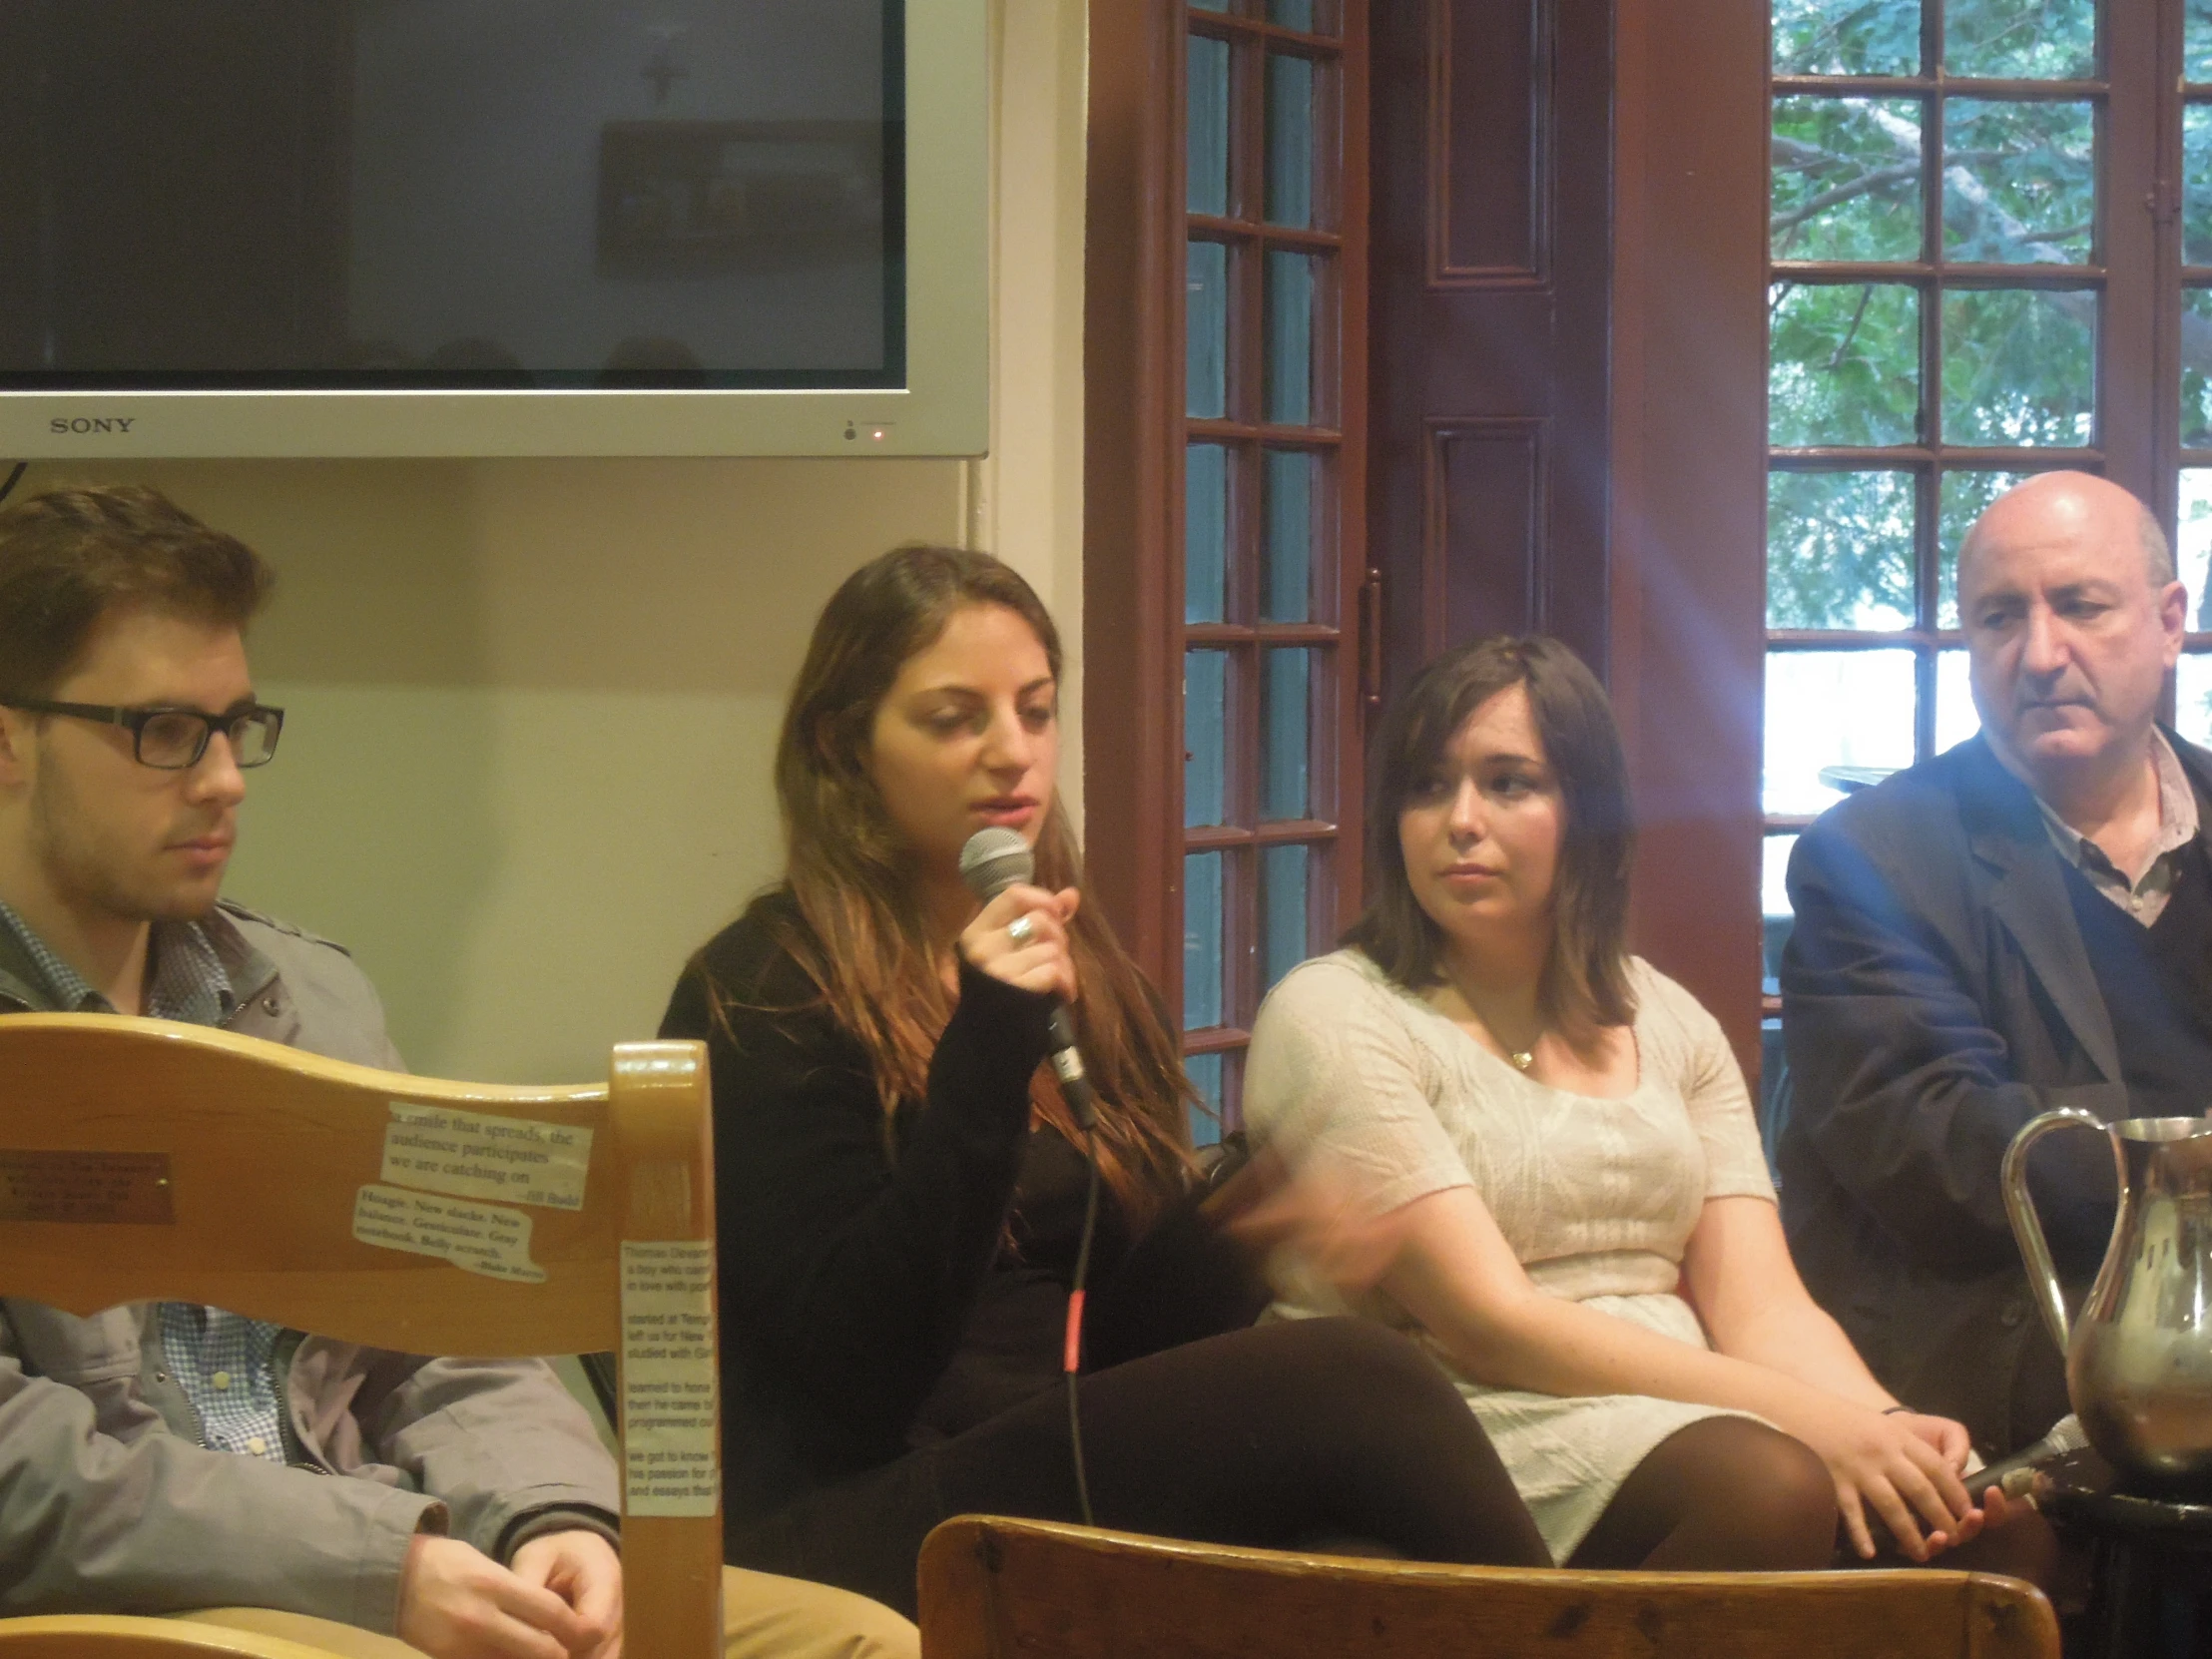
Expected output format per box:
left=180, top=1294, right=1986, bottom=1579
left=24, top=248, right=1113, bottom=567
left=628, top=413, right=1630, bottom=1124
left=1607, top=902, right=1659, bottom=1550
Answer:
left=1006, top=914, right=1037, bottom=948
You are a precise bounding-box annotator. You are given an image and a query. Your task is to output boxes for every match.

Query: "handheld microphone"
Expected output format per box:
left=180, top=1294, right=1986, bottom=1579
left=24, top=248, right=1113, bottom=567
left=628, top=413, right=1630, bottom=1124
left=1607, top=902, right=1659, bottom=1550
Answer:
left=1968, top=1413, right=2088, bottom=1503
left=958, top=828, right=1098, bottom=1129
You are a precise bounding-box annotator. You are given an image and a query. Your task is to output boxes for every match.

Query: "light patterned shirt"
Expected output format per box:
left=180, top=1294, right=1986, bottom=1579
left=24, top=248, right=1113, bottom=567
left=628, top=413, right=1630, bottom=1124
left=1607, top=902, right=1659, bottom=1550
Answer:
left=2032, top=729, right=2202, bottom=927
left=0, top=899, right=290, bottom=1464
left=154, top=1305, right=288, bottom=1463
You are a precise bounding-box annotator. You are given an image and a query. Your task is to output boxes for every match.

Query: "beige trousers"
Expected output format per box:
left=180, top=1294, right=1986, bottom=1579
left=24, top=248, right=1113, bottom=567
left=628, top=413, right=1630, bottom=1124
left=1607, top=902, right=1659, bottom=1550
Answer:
left=170, top=1566, right=918, bottom=1659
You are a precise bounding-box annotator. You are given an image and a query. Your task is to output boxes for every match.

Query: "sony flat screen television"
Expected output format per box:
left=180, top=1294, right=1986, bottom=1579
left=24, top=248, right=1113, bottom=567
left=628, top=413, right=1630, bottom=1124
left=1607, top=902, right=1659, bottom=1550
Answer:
left=0, top=0, right=987, bottom=458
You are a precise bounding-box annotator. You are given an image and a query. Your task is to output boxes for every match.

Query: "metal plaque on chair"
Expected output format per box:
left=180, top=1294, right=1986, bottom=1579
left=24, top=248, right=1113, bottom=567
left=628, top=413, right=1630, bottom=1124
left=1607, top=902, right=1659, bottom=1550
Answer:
left=0, top=1150, right=174, bottom=1224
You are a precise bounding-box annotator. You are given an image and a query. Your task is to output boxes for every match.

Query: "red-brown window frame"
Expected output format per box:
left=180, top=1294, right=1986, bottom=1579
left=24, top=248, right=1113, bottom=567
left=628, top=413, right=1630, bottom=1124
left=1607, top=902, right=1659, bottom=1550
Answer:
left=1086, top=0, right=1370, bottom=1131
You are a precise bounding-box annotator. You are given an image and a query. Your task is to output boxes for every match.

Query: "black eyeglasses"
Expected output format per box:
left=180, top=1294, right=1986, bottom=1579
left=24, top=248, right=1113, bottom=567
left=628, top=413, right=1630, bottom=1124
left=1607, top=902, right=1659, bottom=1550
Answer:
left=2, top=699, right=284, bottom=769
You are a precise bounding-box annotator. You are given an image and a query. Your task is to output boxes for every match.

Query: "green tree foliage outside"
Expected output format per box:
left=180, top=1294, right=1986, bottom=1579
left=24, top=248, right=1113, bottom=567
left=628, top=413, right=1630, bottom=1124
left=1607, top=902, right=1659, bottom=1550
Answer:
left=1774, top=0, right=2098, bottom=79
left=1772, top=0, right=1921, bottom=76
left=1768, top=0, right=2112, bottom=633
left=1767, top=471, right=1913, bottom=630
left=2186, top=108, right=2212, bottom=266
left=1769, top=283, right=1920, bottom=452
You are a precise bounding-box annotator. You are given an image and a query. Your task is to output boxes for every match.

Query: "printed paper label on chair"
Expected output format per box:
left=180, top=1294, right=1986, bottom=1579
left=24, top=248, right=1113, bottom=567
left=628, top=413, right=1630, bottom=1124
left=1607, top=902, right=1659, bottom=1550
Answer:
left=621, top=1240, right=721, bottom=1517
left=0, top=1150, right=174, bottom=1224
left=351, top=1184, right=547, bottom=1283
left=381, top=1103, right=593, bottom=1210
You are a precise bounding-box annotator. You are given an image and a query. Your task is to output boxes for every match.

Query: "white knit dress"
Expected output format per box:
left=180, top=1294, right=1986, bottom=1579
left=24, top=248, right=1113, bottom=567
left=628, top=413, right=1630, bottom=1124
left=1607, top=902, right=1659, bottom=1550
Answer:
left=1243, top=948, right=1780, bottom=1563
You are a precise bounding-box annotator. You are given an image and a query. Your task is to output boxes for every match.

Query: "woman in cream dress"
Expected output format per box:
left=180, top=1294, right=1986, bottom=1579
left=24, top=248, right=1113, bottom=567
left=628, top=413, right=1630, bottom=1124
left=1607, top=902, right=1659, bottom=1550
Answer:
left=1242, top=637, right=2047, bottom=1575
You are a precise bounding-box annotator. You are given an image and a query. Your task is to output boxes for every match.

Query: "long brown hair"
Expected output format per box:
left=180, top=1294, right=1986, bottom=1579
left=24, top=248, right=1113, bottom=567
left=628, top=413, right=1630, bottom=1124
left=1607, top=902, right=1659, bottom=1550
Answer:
left=1344, top=634, right=1637, bottom=1046
left=721, top=543, right=1193, bottom=1223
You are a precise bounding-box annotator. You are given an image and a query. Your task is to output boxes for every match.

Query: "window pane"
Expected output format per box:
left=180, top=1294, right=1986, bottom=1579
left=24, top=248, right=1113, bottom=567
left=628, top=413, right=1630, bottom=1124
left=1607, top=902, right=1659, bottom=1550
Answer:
left=1763, top=832, right=1799, bottom=920
left=1263, top=448, right=1315, bottom=622
left=1937, top=469, right=2034, bottom=626
left=1188, top=34, right=1230, bottom=218
left=1266, top=252, right=1318, bottom=425
left=2191, top=3, right=2212, bottom=83
left=1262, top=647, right=1313, bottom=821
left=1187, top=443, right=1230, bottom=624
left=1770, top=282, right=1921, bottom=448
left=1758, top=1018, right=1788, bottom=1165
left=1270, top=0, right=1319, bottom=29
left=2185, top=291, right=2212, bottom=446
left=1265, top=52, right=1316, bottom=230
left=1772, top=98, right=1923, bottom=264
left=1260, top=842, right=1313, bottom=995
left=1764, top=649, right=1919, bottom=816
left=2180, top=469, right=2212, bottom=632
left=1767, top=469, right=1915, bottom=630
left=2185, top=107, right=2212, bottom=268
left=1186, top=649, right=1229, bottom=828
left=2177, top=654, right=2212, bottom=751
left=1185, top=1050, right=1224, bottom=1149
left=1762, top=832, right=1799, bottom=995
left=1943, top=0, right=2095, bottom=79
left=1939, top=288, right=2095, bottom=447
left=1936, top=647, right=1979, bottom=754
left=1773, top=0, right=1920, bottom=76
left=1191, top=0, right=1232, bottom=11
left=1941, top=101, right=2094, bottom=267
left=1188, top=241, right=1229, bottom=419
left=1184, top=850, right=1225, bottom=1029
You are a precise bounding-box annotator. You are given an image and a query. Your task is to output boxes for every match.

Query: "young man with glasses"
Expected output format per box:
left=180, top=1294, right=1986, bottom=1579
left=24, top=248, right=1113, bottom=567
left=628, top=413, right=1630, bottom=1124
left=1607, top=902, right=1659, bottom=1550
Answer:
left=0, top=486, right=918, bottom=1659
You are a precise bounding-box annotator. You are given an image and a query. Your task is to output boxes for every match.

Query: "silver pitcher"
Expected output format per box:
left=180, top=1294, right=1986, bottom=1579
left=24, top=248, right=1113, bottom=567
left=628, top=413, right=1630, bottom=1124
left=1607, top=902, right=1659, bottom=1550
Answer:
left=2002, top=1111, right=2212, bottom=1490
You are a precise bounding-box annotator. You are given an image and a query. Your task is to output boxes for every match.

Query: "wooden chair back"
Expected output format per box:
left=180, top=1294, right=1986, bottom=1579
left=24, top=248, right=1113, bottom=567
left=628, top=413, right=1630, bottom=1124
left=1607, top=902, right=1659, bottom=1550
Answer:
left=0, top=1014, right=722, bottom=1657
left=917, top=1516, right=2061, bottom=1659
left=0, top=1617, right=345, bottom=1656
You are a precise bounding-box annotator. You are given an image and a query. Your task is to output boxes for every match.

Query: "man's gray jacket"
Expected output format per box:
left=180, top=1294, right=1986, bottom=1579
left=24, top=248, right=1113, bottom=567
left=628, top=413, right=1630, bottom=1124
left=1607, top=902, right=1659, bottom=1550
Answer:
left=0, top=901, right=618, bottom=1634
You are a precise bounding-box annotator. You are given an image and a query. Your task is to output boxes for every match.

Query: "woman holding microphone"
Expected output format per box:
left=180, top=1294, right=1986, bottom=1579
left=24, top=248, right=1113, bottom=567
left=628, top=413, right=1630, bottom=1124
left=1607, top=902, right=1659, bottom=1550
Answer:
left=661, top=545, right=1547, bottom=1616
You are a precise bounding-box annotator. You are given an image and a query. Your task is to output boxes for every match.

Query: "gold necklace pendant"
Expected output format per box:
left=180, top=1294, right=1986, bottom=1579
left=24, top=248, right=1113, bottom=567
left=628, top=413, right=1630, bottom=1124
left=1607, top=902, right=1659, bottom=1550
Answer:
left=1508, top=1049, right=1535, bottom=1071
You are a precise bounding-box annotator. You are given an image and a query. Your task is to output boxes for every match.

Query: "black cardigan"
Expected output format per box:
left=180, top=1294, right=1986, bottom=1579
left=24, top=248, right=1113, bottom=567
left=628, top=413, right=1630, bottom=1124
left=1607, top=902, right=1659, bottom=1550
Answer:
left=659, top=887, right=1265, bottom=1527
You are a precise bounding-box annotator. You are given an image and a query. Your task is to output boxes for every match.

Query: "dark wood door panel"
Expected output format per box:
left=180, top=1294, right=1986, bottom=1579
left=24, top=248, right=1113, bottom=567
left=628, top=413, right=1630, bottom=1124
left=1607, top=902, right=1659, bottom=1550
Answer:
left=1425, top=418, right=1544, bottom=656
left=1388, top=291, right=1562, bottom=401
left=1370, top=0, right=1612, bottom=718
left=1431, top=0, right=1546, bottom=283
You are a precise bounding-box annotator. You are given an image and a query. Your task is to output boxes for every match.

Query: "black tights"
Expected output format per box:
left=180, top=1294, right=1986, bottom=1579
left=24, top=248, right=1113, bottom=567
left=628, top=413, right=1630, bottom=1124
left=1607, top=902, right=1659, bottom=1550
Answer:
left=1571, top=1416, right=1837, bottom=1569
left=1570, top=1415, right=2061, bottom=1586
left=728, top=1318, right=1549, bottom=1616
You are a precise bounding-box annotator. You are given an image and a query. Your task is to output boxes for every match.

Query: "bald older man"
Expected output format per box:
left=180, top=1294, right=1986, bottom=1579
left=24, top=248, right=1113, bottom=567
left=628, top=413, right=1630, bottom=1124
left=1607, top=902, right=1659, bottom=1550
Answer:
left=1777, top=471, right=2206, bottom=1459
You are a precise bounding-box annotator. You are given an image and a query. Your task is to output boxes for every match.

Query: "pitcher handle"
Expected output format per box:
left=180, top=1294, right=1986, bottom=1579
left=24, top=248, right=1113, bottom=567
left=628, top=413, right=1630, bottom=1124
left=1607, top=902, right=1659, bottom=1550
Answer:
left=2000, top=1107, right=2119, bottom=1358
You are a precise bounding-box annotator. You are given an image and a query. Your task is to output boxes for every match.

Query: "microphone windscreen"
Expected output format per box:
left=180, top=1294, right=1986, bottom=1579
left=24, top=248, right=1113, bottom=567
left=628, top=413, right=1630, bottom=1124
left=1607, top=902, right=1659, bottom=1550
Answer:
left=1970, top=1413, right=2088, bottom=1501
left=959, top=828, right=1034, bottom=901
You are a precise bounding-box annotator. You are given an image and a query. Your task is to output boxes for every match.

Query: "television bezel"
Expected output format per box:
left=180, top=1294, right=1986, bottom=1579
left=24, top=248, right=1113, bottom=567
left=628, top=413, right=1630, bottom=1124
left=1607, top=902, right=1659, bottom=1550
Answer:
left=0, top=0, right=988, bottom=460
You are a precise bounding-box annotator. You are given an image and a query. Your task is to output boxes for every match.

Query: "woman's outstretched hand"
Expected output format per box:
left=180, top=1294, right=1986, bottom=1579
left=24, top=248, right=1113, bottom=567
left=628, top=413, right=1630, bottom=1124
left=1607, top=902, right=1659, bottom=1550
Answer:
left=961, top=882, right=1081, bottom=1002
left=1770, top=1396, right=1981, bottom=1561
left=1211, top=1147, right=1415, bottom=1297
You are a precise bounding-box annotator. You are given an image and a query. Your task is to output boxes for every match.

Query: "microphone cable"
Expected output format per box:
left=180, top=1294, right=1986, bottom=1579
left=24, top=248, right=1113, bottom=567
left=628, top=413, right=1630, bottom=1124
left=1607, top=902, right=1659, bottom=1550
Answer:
left=958, top=827, right=1103, bottom=1527
left=1065, top=1119, right=1101, bottom=1526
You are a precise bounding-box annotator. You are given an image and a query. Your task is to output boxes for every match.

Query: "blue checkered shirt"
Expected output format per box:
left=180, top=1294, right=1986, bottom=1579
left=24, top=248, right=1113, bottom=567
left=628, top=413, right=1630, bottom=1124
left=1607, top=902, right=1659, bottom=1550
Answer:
left=0, top=899, right=290, bottom=1465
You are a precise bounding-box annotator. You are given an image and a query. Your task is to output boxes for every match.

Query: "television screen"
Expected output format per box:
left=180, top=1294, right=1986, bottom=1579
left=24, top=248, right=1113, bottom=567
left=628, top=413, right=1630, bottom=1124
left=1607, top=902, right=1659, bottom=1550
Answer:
left=0, top=0, right=904, bottom=392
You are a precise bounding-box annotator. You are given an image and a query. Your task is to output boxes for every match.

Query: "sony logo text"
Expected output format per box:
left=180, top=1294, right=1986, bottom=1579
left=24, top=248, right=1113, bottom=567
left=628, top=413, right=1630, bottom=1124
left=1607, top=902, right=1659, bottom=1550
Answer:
left=48, top=417, right=136, bottom=434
